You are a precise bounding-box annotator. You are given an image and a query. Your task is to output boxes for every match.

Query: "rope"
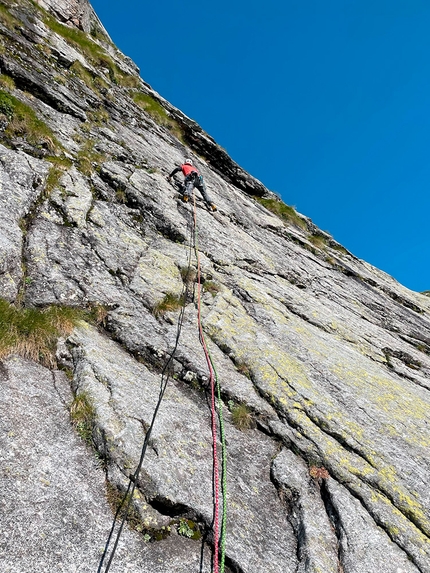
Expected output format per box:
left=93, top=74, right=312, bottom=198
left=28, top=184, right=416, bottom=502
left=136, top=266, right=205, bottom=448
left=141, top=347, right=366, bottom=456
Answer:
left=97, top=213, right=195, bottom=573
left=97, top=191, right=228, bottom=573
left=207, top=347, right=228, bottom=572
left=192, top=193, right=228, bottom=573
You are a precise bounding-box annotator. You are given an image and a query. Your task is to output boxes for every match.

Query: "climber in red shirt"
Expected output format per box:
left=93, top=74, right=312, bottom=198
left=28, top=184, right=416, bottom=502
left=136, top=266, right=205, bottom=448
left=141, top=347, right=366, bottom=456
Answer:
left=167, top=159, right=217, bottom=211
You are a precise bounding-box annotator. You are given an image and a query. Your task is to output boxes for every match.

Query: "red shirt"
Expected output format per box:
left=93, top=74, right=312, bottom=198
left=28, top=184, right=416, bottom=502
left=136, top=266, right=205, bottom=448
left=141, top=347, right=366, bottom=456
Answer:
left=181, top=164, right=199, bottom=177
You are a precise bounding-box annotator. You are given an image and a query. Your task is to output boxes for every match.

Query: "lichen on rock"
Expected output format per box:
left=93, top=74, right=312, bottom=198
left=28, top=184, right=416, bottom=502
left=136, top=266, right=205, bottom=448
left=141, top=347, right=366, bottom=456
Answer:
left=1, top=1, right=430, bottom=572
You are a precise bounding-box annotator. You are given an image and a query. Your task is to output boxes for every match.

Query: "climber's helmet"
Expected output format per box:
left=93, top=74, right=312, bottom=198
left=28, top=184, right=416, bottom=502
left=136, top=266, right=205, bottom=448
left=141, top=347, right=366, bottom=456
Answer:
left=184, top=159, right=193, bottom=165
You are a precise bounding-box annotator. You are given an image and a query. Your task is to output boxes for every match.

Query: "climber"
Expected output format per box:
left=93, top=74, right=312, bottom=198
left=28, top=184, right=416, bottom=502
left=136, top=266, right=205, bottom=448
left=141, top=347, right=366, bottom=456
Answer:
left=167, top=159, right=217, bottom=211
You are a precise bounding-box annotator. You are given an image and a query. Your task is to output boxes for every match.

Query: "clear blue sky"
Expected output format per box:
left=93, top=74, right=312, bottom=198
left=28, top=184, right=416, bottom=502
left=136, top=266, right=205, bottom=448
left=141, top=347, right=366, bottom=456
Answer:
left=91, top=0, right=430, bottom=293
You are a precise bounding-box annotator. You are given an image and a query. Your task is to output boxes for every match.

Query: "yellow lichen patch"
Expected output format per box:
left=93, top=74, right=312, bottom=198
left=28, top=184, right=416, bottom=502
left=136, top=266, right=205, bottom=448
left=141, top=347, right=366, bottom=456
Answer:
left=330, top=362, right=430, bottom=446
left=208, top=290, right=311, bottom=386
left=344, top=420, right=366, bottom=442
left=365, top=486, right=430, bottom=552
left=205, top=288, right=430, bottom=543
left=130, top=248, right=183, bottom=307
left=375, top=465, right=430, bottom=534
left=290, top=404, right=430, bottom=535
left=206, top=290, right=355, bottom=434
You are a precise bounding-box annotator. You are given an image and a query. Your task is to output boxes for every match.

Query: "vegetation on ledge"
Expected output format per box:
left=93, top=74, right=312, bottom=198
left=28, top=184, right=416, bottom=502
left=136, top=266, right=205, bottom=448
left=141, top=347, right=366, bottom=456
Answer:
left=0, top=89, right=61, bottom=152
left=131, top=91, right=184, bottom=140
left=32, top=2, right=139, bottom=88
left=70, top=391, right=96, bottom=445
left=254, top=196, right=307, bottom=230
left=153, top=292, right=185, bottom=317
left=0, top=299, right=85, bottom=368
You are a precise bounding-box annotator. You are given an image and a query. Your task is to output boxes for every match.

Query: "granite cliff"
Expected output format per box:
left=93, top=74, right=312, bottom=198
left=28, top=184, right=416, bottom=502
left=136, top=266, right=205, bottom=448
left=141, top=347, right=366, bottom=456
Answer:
left=1, top=1, right=430, bottom=572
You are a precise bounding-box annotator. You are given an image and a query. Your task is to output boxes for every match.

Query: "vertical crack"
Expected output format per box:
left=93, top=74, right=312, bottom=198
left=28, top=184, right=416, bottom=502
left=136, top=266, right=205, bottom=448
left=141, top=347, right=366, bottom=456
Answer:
left=270, top=449, right=340, bottom=573
left=320, top=479, right=345, bottom=573
left=51, top=370, right=70, bottom=409
left=270, top=463, right=305, bottom=573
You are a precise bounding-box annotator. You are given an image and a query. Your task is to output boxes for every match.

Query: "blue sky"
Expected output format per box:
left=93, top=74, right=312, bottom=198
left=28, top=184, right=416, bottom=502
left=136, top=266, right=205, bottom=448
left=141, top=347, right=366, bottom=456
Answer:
left=91, top=0, right=430, bottom=293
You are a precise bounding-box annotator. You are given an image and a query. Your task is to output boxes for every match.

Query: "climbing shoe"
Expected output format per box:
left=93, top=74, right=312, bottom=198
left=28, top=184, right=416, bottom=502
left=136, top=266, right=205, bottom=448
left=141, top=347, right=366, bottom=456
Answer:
left=210, top=203, right=217, bottom=212
left=182, top=195, right=189, bottom=203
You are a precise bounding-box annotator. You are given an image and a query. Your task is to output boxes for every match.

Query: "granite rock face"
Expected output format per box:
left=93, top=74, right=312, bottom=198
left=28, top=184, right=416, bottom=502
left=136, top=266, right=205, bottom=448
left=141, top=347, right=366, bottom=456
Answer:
left=35, top=0, right=107, bottom=35
left=1, top=1, right=430, bottom=572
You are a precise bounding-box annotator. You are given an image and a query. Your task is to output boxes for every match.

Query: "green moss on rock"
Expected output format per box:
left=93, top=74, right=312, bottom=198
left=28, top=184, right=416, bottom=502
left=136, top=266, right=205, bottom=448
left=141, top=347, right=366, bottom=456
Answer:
left=0, top=90, right=61, bottom=152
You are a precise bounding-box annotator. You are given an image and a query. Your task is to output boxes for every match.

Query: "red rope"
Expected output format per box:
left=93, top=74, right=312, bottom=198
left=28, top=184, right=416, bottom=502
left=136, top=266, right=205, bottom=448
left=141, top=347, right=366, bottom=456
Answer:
left=192, top=193, right=220, bottom=573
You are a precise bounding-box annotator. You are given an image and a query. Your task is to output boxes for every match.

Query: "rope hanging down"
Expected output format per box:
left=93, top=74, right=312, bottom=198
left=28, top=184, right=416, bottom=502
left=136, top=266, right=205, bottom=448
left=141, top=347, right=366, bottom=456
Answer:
left=97, top=193, right=227, bottom=573
left=206, top=337, right=228, bottom=571
left=97, top=218, right=195, bottom=573
left=192, top=193, right=228, bottom=573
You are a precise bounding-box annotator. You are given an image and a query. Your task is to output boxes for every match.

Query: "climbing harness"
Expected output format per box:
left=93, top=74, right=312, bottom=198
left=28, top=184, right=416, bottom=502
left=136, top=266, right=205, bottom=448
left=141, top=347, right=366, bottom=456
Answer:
left=97, top=190, right=227, bottom=573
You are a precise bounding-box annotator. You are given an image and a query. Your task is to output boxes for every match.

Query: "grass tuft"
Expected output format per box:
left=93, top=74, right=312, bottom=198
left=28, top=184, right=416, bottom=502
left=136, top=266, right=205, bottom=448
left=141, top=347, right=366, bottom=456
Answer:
left=44, top=156, right=72, bottom=194
left=153, top=293, right=185, bottom=317
left=90, top=23, right=111, bottom=44
left=70, top=391, right=95, bottom=444
left=0, top=73, right=15, bottom=91
left=35, top=5, right=139, bottom=89
left=87, top=107, right=110, bottom=126
left=230, top=402, right=254, bottom=431
left=70, top=60, right=95, bottom=89
left=235, top=361, right=251, bottom=379
left=45, top=165, right=63, bottom=193
left=202, top=280, right=221, bottom=297
left=69, top=61, right=111, bottom=97
left=115, top=189, right=127, bottom=203
left=255, top=196, right=307, bottom=230
left=0, top=299, right=85, bottom=368
left=0, top=3, right=21, bottom=29
left=332, top=243, right=349, bottom=255
left=131, top=91, right=184, bottom=140
left=180, top=265, right=196, bottom=284
left=88, top=304, right=109, bottom=327
left=105, top=482, right=149, bottom=533
left=308, top=234, right=328, bottom=250
left=43, top=12, right=106, bottom=62
left=76, top=139, right=105, bottom=176
left=0, top=90, right=61, bottom=152
left=0, top=90, right=15, bottom=119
